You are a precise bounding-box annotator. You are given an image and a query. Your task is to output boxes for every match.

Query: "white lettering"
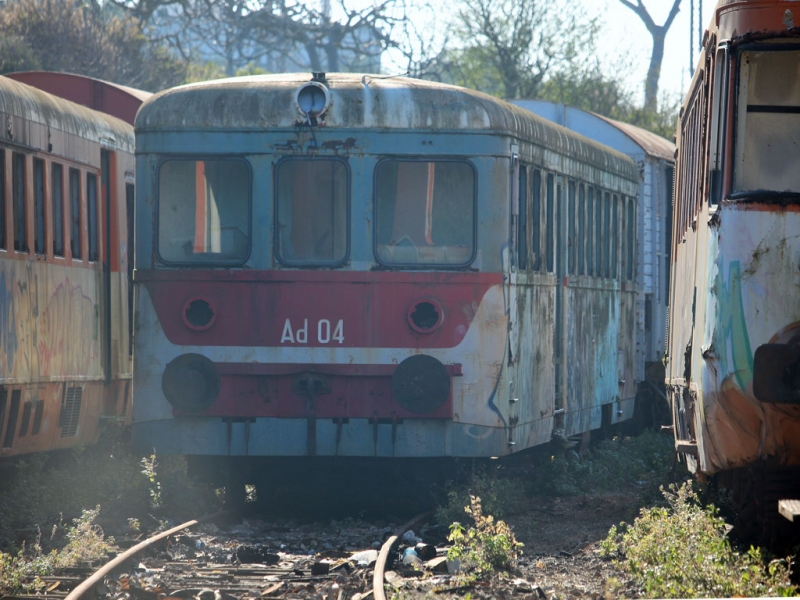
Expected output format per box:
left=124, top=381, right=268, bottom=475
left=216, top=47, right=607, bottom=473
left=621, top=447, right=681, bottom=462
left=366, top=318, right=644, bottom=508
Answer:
left=280, top=319, right=295, bottom=343
left=296, top=319, right=308, bottom=344
left=280, top=318, right=344, bottom=344
left=318, top=319, right=331, bottom=344
left=333, top=320, right=344, bottom=344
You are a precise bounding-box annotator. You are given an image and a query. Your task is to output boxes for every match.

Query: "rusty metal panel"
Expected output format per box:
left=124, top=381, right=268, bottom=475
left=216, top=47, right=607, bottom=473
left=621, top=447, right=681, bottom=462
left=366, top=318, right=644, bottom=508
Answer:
left=0, top=76, right=134, bottom=156
left=6, top=72, right=150, bottom=126
left=0, top=262, right=104, bottom=383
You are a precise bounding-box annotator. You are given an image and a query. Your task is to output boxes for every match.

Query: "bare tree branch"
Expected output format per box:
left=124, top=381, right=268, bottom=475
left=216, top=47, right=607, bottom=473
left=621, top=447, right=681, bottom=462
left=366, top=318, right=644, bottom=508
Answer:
left=617, top=0, right=682, bottom=111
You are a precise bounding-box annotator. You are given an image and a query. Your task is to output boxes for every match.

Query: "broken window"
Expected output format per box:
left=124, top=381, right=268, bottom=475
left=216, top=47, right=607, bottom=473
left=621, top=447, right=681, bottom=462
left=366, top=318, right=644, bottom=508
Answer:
left=375, top=160, right=474, bottom=266
left=158, top=159, right=250, bottom=264
left=277, top=159, right=347, bottom=265
left=734, top=46, right=800, bottom=195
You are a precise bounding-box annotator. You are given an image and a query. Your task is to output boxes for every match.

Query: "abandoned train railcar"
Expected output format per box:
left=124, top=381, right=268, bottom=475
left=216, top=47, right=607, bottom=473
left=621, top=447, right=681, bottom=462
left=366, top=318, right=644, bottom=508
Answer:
left=131, top=74, right=640, bottom=481
left=512, top=100, right=675, bottom=392
left=0, top=74, right=137, bottom=457
left=667, top=0, right=800, bottom=523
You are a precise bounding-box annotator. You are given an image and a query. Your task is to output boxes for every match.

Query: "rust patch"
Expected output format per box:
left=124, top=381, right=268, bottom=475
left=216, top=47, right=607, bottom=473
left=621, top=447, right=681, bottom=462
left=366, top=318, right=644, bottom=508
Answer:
left=321, top=137, right=357, bottom=151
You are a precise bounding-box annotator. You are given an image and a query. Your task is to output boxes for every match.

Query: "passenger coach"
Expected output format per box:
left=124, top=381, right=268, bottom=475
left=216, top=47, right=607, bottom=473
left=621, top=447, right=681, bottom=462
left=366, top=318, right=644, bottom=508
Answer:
left=0, top=75, right=137, bottom=457
left=132, top=74, right=639, bottom=490
left=667, top=0, right=800, bottom=531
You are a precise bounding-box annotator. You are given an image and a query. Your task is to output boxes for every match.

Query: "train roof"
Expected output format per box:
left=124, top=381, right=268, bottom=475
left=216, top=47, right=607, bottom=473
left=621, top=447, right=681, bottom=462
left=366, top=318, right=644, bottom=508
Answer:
left=5, top=71, right=151, bottom=126
left=511, top=100, right=675, bottom=162
left=136, top=73, right=638, bottom=180
left=0, top=75, right=134, bottom=154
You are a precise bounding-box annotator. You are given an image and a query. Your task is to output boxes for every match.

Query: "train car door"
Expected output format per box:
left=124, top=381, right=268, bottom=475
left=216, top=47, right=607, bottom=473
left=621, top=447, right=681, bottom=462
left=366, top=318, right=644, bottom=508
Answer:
left=101, top=150, right=113, bottom=383
left=507, top=149, right=520, bottom=445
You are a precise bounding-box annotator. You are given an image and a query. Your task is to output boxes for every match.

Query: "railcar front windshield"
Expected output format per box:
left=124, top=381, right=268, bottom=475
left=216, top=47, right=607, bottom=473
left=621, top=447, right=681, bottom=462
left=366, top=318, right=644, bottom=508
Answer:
left=375, top=160, right=475, bottom=266
left=733, top=45, right=800, bottom=196
left=275, top=158, right=348, bottom=265
left=158, top=159, right=250, bottom=264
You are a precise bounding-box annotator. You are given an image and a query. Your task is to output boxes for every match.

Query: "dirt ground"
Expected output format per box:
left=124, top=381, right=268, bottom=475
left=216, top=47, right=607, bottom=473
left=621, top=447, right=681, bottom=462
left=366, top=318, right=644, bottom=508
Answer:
left=506, top=491, right=645, bottom=599
left=387, top=487, right=650, bottom=599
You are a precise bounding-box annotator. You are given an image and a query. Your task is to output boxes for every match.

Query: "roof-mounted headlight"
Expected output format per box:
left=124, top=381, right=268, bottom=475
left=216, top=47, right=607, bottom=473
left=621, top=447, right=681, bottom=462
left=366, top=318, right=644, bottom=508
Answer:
left=295, top=80, right=331, bottom=119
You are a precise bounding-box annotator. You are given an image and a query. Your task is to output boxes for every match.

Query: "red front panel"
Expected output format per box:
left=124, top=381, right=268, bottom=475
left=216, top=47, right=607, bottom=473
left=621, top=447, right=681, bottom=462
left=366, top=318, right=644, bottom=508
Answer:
left=140, top=270, right=502, bottom=349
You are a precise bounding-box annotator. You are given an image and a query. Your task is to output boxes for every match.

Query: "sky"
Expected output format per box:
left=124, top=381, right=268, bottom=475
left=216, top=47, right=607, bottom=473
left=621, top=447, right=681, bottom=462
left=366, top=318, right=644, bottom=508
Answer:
left=334, top=0, right=718, bottom=106
left=600, top=0, right=718, bottom=103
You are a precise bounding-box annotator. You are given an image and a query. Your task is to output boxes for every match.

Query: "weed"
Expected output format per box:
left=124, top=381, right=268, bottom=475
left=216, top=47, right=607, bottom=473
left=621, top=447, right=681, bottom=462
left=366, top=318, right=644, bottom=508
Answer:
left=141, top=452, right=163, bottom=510
left=0, top=506, right=115, bottom=595
left=601, top=481, right=797, bottom=598
left=53, top=507, right=115, bottom=568
left=446, top=495, right=523, bottom=580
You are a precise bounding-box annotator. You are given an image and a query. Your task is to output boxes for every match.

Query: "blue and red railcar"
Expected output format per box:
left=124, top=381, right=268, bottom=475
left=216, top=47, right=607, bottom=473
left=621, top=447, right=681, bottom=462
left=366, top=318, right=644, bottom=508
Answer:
left=131, top=74, right=643, bottom=486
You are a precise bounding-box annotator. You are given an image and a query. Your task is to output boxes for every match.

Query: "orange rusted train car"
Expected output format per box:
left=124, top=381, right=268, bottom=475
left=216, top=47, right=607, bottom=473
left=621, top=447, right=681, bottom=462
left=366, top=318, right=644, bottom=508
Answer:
left=0, top=73, right=144, bottom=457
left=667, top=0, right=800, bottom=533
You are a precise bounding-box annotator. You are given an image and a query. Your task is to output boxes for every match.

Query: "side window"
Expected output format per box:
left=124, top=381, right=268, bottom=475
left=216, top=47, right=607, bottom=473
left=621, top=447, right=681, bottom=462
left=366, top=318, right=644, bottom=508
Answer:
left=586, top=187, right=594, bottom=276
left=593, top=191, right=600, bottom=277
left=87, top=172, right=98, bottom=262
left=603, top=192, right=611, bottom=278
left=158, top=159, right=251, bottom=264
left=612, top=194, right=619, bottom=279
left=34, top=158, right=45, bottom=256
left=627, top=198, right=635, bottom=281
left=13, top=153, right=27, bottom=253
left=568, top=181, right=575, bottom=275
left=52, top=163, right=64, bottom=257
left=0, top=151, right=5, bottom=250
left=578, top=184, right=585, bottom=275
left=69, top=168, right=81, bottom=260
left=531, top=170, right=541, bottom=272
left=546, top=173, right=554, bottom=273
left=518, top=165, right=527, bottom=270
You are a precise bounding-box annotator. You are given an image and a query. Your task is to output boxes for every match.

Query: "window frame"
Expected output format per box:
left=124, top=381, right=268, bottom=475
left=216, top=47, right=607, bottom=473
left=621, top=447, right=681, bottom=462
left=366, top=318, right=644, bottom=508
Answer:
left=531, top=169, right=542, bottom=272
left=87, top=171, right=99, bottom=262
left=275, top=155, right=350, bottom=268
left=13, top=152, right=27, bottom=253
left=51, top=162, right=65, bottom=258
left=730, top=43, right=800, bottom=200
left=586, top=187, right=594, bottom=276
left=577, top=184, right=585, bottom=275
left=155, top=156, right=253, bottom=267
left=546, top=173, right=555, bottom=273
left=372, top=156, right=477, bottom=269
left=33, top=158, right=46, bottom=256
left=0, top=150, right=6, bottom=251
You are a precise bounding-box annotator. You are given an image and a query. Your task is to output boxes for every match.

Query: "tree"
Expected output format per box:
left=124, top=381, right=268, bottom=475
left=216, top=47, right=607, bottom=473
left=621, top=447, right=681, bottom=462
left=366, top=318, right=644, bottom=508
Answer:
left=441, top=0, right=599, bottom=99
left=617, top=0, right=682, bottom=112
left=0, top=0, right=185, bottom=92
left=107, top=0, right=420, bottom=77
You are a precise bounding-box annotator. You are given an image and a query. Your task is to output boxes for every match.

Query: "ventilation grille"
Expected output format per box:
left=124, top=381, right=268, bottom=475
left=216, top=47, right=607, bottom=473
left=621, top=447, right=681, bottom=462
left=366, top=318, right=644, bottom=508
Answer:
left=60, top=387, right=82, bottom=438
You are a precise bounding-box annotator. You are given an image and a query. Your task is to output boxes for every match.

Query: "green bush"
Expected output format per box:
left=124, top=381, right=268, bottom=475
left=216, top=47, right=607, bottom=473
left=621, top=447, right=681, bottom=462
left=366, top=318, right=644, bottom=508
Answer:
left=601, top=482, right=797, bottom=598
left=0, top=506, right=116, bottom=595
left=447, top=495, right=524, bottom=580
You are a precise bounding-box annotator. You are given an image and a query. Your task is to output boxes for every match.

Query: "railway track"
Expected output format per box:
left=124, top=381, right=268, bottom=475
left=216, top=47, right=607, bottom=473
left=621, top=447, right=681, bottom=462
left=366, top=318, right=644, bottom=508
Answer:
left=9, top=512, right=459, bottom=600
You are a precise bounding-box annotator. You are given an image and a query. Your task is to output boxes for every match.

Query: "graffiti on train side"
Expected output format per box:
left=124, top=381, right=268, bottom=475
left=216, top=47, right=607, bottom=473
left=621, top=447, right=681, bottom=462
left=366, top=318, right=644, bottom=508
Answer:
left=0, top=265, right=100, bottom=381
left=713, top=260, right=754, bottom=391
left=0, top=271, right=19, bottom=372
